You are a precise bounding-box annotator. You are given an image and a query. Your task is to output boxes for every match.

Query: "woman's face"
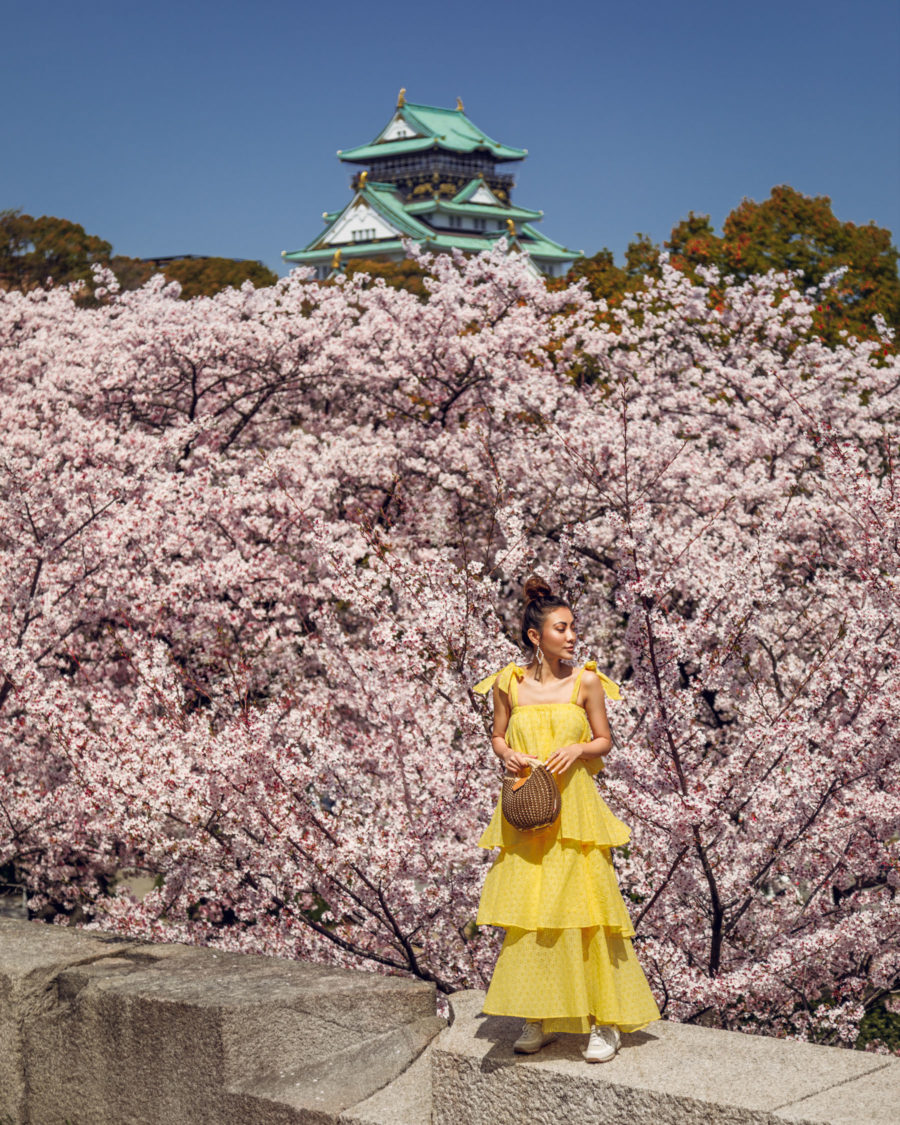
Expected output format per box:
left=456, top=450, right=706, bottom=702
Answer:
left=532, top=607, right=576, bottom=660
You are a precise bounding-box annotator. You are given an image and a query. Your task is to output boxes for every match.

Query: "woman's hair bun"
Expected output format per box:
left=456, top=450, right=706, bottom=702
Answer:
left=523, top=575, right=553, bottom=605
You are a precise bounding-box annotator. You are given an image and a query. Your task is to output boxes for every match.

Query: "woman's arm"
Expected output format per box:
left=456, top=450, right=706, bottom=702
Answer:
left=490, top=680, right=540, bottom=776
left=545, top=672, right=612, bottom=775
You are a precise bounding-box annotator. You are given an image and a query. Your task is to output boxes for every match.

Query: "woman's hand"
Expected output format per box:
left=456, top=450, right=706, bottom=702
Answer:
left=502, top=750, right=542, bottom=776
left=545, top=743, right=584, bottom=776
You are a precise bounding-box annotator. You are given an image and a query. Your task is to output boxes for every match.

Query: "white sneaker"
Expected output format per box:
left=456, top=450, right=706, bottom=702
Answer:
left=583, top=1023, right=621, bottom=1062
left=513, top=1020, right=557, bottom=1053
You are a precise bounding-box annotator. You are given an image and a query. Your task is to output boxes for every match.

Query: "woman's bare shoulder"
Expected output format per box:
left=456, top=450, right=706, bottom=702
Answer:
left=580, top=662, right=621, bottom=701
left=579, top=668, right=603, bottom=698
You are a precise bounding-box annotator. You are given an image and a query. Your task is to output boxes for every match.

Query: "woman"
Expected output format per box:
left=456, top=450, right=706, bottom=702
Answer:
left=473, top=576, right=661, bottom=1062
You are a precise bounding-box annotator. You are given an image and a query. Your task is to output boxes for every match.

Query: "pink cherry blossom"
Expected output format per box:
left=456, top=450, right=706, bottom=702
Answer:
left=1, top=242, right=897, bottom=1051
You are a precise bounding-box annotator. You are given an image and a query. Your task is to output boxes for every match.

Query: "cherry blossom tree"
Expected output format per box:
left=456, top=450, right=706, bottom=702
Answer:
left=0, top=243, right=897, bottom=1050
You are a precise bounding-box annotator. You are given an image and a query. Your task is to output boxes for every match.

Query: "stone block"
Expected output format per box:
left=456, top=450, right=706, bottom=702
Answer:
left=231, top=1015, right=445, bottom=1122
left=774, top=1060, right=900, bottom=1123
left=0, top=917, right=444, bottom=1124
left=338, top=1042, right=434, bottom=1125
left=431, top=989, right=900, bottom=1125
left=0, top=917, right=139, bottom=1122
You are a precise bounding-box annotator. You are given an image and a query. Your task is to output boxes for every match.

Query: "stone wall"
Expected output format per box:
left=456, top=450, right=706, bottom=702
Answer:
left=0, top=917, right=443, bottom=1124
left=1, top=917, right=898, bottom=1124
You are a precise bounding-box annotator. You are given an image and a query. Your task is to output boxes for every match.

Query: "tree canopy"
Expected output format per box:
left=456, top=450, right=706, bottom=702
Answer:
left=113, top=255, right=278, bottom=299
left=0, top=210, right=112, bottom=291
left=667, top=186, right=900, bottom=345
left=342, top=256, right=430, bottom=298
left=0, top=211, right=276, bottom=299
left=570, top=186, right=899, bottom=349
left=3, top=187, right=896, bottom=346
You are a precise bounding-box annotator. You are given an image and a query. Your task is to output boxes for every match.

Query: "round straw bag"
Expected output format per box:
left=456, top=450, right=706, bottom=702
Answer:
left=501, top=763, right=561, bottom=832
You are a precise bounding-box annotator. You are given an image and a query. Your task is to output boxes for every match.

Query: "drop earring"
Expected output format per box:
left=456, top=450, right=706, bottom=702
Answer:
left=536, top=645, right=544, bottom=665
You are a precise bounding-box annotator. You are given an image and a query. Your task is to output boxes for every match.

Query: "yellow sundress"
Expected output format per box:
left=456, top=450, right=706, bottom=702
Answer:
left=473, top=660, right=662, bottom=1034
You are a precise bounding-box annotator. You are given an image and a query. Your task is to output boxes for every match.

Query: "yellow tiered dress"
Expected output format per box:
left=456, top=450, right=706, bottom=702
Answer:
left=473, top=661, right=662, bottom=1034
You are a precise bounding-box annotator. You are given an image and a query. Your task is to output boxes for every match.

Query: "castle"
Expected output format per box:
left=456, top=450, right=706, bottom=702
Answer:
left=283, top=90, right=582, bottom=280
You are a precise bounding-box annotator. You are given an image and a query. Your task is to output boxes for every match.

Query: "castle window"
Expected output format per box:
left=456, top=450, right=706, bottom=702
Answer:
left=352, top=228, right=376, bottom=241
left=448, top=215, right=462, bottom=228
left=473, top=217, right=486, bottom=231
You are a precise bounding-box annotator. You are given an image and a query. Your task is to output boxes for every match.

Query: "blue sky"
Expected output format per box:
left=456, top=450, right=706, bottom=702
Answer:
left=3, top=0, right=898, bottom=275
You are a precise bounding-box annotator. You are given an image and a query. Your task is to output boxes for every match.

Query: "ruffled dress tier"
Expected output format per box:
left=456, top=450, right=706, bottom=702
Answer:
left=474, top=661, right=662, bottom=1035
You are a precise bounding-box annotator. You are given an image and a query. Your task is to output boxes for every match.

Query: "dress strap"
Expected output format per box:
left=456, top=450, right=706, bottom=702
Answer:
left=472, top=662, right=525, bottom=702
left=570, top=665, right=586, bottom=703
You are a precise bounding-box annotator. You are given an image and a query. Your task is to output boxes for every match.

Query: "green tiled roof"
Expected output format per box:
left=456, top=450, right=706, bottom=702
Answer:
left=405, top=199, right=543, bottom=221
left=451, top=177, right=502, bottom=204
left=284, top=229, right=581, bottom=266
left=284, top=104, right=581, bottom=274
left=361, top=183, right=434, bottom=239
left=339, top=100, right=526, bottom=163
left=518, top=223, right=581, bottom=260
left=426, top=232, right=511, bottom=252
left=283, top=181, right=585, bottom=266
left=284, top=240, right=414, bottom=264
left=286, top=232, right=515, bottom=264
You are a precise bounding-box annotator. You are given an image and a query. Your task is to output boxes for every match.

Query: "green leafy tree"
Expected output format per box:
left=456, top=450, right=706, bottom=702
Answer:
left=111, top=255, right=277, bottom=298
left=107, top=255, right=155, bottom=291
left=0, top=211, right=277, bottom=300
left=564, top=235, right=662, bottom=324
left=666, top=186, right=900, bottom=345
left=153, top=257, right=277, bottom=299
left=664, top=211, right=720, bottom=269
left=0, top=211, right=111, bottom=291
left=624, top=232, right=662, bottom=282
left=564, top=247, right=627, bottom=304
left=342, top=257, right=430, bottom=299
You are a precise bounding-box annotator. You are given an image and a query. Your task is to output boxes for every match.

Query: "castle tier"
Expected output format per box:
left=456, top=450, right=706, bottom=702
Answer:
left=282, top=91, right=582, bottom=280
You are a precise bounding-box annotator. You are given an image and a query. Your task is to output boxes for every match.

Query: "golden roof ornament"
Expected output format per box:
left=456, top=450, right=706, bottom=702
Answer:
left=456, top=97, right=464, bottom=111
left=358, top=170, right=368, bottom=188
left=506, top=218, right=516, bottom=236
left=332, top=248, right=342, bottom=269
left=397, top=87, right=406, bottom=108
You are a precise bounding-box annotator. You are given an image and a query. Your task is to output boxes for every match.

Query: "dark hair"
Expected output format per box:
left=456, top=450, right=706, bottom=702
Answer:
left=520, top=575, right=571, bottom=679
